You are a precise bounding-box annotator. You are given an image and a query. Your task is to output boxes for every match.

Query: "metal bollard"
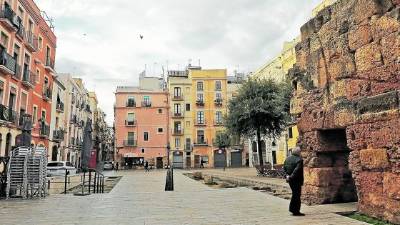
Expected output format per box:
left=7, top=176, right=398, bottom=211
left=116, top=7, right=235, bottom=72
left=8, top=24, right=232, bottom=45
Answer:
left=88, top=171, right=92, bottom=194
left=64, top=169, right=68, bottom=194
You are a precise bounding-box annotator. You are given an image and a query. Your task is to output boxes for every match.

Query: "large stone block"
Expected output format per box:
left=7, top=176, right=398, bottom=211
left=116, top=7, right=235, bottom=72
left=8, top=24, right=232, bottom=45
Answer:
left=348, top=24, right=372, bottom=51
left=383, top=172, right=400, bottom=200
left=353, top=0, right=393, bottom=25
left=355, top=42, right=383, bottom=72
left=356, top=91, right=399, bottom=115
left=304, top=167, right=344, bottom=187
left=380, top=32, right=400, bottom=65
left=384, top=199, right=400, bottom=224
left=360, top=148, right=390, bottom=170
left=370, top=12, right=400, bottom=41
left=345, top=79, right=372, bottom=100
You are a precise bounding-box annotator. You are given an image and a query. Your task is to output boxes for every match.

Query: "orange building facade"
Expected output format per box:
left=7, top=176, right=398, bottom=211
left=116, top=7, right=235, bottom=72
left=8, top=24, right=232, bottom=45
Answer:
left=114, top=86, right=169, bottom=168
left=0, top=0, right=56, bottom=156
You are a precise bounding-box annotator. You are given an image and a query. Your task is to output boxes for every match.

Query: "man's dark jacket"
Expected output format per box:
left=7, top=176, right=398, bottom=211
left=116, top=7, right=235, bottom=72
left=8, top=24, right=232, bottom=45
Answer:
left=283, top=154, right=304, bottom=185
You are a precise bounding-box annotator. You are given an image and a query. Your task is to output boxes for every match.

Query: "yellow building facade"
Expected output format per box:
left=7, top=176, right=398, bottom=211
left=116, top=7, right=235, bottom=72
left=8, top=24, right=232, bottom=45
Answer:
left=251, top=37, right=300, bottom=165
left=167, top=66, right=228, bottom=168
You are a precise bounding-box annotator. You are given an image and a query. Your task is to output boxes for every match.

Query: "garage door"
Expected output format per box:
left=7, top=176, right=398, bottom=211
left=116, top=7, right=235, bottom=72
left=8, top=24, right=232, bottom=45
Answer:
left=173, top=153, right=183, bottom=169
left=231, top=151, right=242, bottom=167
left=214, top=150, right=226, bottom=168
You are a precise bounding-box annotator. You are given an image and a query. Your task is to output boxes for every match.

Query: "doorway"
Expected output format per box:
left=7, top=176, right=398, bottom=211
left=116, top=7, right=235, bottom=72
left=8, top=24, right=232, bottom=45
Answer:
left=51, top=145, right=58, bottom=161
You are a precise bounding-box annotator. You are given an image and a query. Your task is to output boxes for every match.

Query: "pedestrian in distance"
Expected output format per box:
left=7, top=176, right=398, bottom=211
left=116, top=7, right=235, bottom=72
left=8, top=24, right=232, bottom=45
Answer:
left=283, top=146, right=305, bottom=216
left=144, top=161, right=149, bottom=172
left=116, top=162, right=119, bottom=171
left=200, top=159, right=204, bottom=168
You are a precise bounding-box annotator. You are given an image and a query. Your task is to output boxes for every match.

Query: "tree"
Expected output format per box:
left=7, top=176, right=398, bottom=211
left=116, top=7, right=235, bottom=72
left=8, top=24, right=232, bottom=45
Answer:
left=214, top=131, right=231, bottom=150
left=225, top=78, right=292, bottom=166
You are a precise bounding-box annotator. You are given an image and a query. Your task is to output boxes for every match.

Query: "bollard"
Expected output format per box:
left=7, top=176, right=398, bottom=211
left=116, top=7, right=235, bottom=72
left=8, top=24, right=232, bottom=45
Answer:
left=64, top=169, right=68, bottom=194
left=165, top=167, right=174, bottom=191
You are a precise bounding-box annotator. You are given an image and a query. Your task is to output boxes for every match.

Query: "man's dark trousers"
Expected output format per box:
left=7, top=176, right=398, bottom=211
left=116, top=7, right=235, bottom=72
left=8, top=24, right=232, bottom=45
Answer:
left=289, top=181, right=302, bottom=214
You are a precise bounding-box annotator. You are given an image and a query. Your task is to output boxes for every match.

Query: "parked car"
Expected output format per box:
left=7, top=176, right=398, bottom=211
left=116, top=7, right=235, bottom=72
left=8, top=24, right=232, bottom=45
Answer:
left=103, top=161, right=113, bottom=170
left=47, top=161, right=77, bottom=177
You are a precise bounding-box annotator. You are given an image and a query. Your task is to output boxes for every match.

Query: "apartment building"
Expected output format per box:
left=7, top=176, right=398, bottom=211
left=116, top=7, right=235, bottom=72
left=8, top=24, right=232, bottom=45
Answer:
left=0, top=0, right=56, bottom=156
left=114, top=74, right=169, bottom=169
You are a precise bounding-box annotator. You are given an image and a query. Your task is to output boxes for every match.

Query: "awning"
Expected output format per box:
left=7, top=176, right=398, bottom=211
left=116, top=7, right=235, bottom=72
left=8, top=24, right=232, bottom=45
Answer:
left=124, top=153, right=137, bottom=158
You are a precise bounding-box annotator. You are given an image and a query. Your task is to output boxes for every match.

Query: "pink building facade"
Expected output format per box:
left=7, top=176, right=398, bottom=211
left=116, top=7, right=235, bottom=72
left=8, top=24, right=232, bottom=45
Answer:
left=114, top=86, right=169, bottom=168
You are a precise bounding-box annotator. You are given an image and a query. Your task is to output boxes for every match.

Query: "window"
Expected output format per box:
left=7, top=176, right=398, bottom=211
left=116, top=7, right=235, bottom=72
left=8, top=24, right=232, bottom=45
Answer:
left=174, top=87, right=181, bottom=97
left=38, top=36, right=43, bottom=50
left=0, top=32, right=9, bottom=49
left=196, top=111, right=204, bottom=124
left=215, top=111, right=222, bottom=124
left=36, top=69, right=40, bottom=83
left=127, top=96, right=135, bottom=107
left=186, top=104, right=190, bottom=111
left=197, top=81, right=203, bottom=91
left=46, top=46, right=51, bottom=63
left=143, top=96, right=151, bottom=106
left=8, top=88, right=16, bottom=110
left=141, top=148, right=145, bottom=153
left=215, top=81, right=222, bottom=91
left=144, top=132, right=149, bottom=141
left=175, top=138, right=181, bottom=148
left=158, top=109, right=162, bottom=114
left=174, top=122, right=182, bottom=132
left=23, top=54, right=30, bottom=79
left=0, top=80, right=4, bottom=104
left=216, top=92, right=222, bottom=100
left=158, top=128, right=163, bottom=133
left=126, top=113, right=135, bottom=125
left=197, top=93, right=203, bottom=101
left=33, top=106, right=37, bottom=124
left=127, top=132, right=134, bottom=140
left=186, top=121, right=190, bottom=128
left=288, top=127, right=293, bottom=139
left=20, top=92, right=27, bottom=111
left=197, top=130, right=205, bottom=143
left=41, top=110, right=46, bottom=121
left=174, top=104, right=181, bottom=114
left=13, top=44, right=20, bottom=64
left=185, top=138, right=191, bottom=150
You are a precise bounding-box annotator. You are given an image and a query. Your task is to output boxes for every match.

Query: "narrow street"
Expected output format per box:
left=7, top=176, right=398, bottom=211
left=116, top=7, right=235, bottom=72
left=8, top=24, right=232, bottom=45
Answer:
left=0, top=170, right=366, bottom=225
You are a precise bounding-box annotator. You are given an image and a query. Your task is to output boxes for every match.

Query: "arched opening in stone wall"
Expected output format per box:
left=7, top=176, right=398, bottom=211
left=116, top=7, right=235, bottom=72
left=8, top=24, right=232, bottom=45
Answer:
left=306, top=129, right=358, bottom=204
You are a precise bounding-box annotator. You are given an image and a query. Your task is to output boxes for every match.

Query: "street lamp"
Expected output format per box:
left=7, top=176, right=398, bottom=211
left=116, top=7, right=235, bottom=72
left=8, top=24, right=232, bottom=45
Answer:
left=166, top=142, right=170, bottom=168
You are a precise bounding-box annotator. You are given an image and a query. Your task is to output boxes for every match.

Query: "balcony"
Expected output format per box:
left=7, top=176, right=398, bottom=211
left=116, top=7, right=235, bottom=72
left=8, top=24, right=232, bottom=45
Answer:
left=39, top=123, right=50, bottom=138
left=12, top=64, right=21, bottom=80
left=184, top=144, right=192, bottom=152
left=25, top=31, right=38, bottom=52
left=194, top=120, right=206, bottom=126
left=194, top=139, right=208, bottom=146
left=196, top=99, right=204, bottom=107
left=56, top=102, right=64, bottom=113
left=0, top=49, right=16, bottom=75
left=123, top=139, right=137, bottom=147
left=70, top=115, right=77, bottom=124
left=172, top=95, right=184, bottom=101
left=125, top=119, right=136, bottom=126
left=18, top=113, right=32, bottom=127
left=70, top=137, right=75, bottom=146
left=42, top=86, right=52, bottom=101
left=126, top=100, right=136, bottom=107
left=141, top=101, right=152, bottom=107
left=53, top=129, right=65, bottom=142
left=214, top=120, right=224, bottom=126
left=171, top=112, right=184, bottom=119
left=0, top=6, right=18, bottom=31
left=214, top=98, right=223, bottom=107
left=22, top=69, right=36, bottom=88
left=15, top=23, right=25, bottom=41
left=45, top=57, right=55, bottom=73
left=172, top=128, right=184, bottom=136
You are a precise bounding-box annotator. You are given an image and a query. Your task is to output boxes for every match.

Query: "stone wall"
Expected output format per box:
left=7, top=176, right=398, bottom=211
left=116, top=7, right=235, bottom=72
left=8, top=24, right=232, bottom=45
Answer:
left=290, top=0, right=400, bottom=223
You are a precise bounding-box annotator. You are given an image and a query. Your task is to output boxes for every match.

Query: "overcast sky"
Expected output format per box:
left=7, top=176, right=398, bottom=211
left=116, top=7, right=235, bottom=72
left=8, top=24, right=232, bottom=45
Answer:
left=36, top=0, right=321, bottom=125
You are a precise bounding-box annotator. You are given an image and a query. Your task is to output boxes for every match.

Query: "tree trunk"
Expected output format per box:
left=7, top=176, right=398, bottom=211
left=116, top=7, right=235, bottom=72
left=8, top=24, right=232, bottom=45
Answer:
left=256, top=129, right=264, bottom=166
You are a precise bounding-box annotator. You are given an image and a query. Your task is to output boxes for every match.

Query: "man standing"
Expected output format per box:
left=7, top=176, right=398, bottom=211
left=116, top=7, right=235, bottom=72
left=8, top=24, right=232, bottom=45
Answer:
left=283, top=147, right=305, bottom=216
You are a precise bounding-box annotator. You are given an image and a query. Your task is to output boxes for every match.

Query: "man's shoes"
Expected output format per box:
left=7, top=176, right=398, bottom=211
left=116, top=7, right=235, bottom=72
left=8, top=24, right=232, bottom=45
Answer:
left=292, top=212, right=305, bottom=216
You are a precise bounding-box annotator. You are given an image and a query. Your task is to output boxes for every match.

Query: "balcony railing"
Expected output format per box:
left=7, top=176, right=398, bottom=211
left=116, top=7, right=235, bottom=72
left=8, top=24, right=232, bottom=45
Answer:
left=141, top=101, right=152, bottom=107
left=70, top=137, right=75, bottom=146
left=172, top=95, right=184, bottom=101
left=123, top=139, right=137, bottom=147
left=15, top=23, right=25, bottom=41
left=56, top=102, right=64, bottom=112
left=196, top=100, right=204, bottom=107
left=25, top=31, right=38, bottom=52
left=125, top=120, right=136, bottom=126
left=214, top=120, right=223, bottom=126
left=70, top=115, right=77, bottom=124
left=22, top=68, right=36, bottom=88
left=0, top=6, right=18, bottom=30
left=184, top=144, right=192, bottom=151
left=214, top=98, right=223, bottom=106
left=172, top=128, right=184, bottom=136
left=126, top=101, right=136, bottom=107
left=39, top=123, right=50, bottom=138
left=18, top=113, right=32, bottom=127
left=172, top=112, right=184, bottom=118
left=45, top=57, right=55, bottom=72
left=0, top=105, right=18, bottom=124
left=195, top=120, right=206, bottom=126
left=13, top=64, right=21, bottom=80
left=194, top=139, right=208, bottom=146
left=43, top=86, right=52, bottom=101
left=53, top=129, right=65, bottom=142
left=0, top=49, right=16, bottom=74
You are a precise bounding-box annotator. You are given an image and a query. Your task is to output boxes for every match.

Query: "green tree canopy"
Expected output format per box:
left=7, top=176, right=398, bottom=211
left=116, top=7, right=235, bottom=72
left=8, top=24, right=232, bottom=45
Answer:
left=214, top=131, right=231, bottom=150
left=225, top=78, right=292, bottom=165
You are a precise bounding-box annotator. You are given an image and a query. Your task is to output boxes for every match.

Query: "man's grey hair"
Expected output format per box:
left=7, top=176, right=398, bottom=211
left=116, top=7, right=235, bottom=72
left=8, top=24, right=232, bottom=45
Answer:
left=292, top=147, right=301, bottom=156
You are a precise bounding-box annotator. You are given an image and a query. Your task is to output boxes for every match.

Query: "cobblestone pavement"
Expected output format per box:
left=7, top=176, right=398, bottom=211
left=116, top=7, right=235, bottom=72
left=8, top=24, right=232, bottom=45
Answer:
left=0, top=170, right=367, bottom=225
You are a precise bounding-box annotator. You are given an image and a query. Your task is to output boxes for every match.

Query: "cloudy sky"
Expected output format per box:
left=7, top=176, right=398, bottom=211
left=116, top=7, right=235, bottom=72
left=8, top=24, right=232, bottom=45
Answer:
left=35, top=0, right=320, bottom=125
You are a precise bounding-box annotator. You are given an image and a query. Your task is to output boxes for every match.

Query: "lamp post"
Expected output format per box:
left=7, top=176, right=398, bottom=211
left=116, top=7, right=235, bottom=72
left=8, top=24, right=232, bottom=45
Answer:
left=166, top=142, right=170, bottom=168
